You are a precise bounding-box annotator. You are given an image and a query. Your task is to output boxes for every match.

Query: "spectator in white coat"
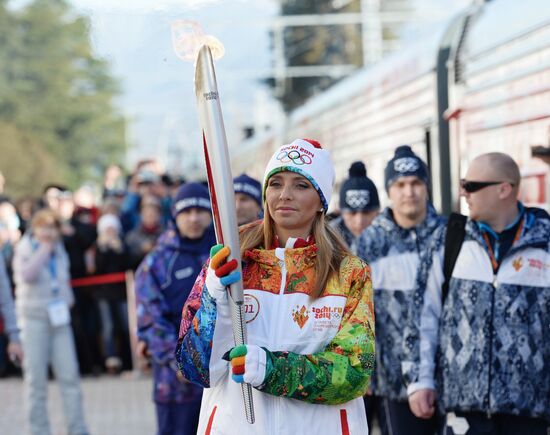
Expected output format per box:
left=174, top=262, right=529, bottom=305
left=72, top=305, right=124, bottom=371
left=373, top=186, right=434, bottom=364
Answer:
left=13, top=209, right=88, bottom=435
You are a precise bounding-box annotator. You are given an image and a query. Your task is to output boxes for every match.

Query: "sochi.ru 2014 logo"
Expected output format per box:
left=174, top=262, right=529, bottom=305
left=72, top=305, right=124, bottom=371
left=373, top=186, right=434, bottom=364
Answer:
left=311, top=306, right=343, bottom=320
left=292, top=305, right=310, bottom=329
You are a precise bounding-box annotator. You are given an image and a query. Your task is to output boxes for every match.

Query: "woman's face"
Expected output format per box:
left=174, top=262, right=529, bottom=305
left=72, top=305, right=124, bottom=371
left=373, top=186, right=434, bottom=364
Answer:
left=265, top=171, right=322, bottom=239
left=34, top=222, right=60, bottom=244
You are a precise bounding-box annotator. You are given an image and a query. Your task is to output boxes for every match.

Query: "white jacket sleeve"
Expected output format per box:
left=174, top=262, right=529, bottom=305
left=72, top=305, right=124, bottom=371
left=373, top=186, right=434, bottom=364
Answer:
left=407, top=246, right=444, bottom=395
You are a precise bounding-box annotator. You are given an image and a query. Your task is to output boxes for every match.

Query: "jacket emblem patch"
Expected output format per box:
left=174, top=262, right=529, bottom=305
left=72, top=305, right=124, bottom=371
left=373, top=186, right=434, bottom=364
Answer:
left=292, top=305, right=310, bottom=329
left=244, top=294, right=260, bottom=323
left=175, top=266, right=194, bottom=279
left=512, top=257, right=523, bottom=271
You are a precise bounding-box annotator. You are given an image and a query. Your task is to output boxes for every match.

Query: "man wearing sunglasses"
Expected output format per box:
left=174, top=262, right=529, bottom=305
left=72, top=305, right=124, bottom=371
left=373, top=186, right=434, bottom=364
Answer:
left=357, top=145, right=445, bottom=435
left=404, top=152, right=550, bottom=434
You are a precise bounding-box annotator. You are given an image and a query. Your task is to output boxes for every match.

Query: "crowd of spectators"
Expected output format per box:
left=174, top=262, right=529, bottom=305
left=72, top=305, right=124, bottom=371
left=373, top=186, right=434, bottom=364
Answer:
left=0, top=159, right=186, bottom=377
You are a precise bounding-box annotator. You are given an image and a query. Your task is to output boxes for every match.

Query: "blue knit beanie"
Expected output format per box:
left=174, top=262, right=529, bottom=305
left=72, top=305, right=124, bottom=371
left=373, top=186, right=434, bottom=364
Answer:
left=172, top=182, right=211, bottom=217
left=384, top=145, right=429, bottom=191
left=339, top=161, right=380, bottom=212
left=233, top=173, right=262, bottom=207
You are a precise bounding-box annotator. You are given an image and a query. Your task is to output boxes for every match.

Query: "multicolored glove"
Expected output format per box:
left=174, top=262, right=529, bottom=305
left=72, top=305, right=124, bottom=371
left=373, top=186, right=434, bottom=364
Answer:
left=205, top=244, right=241, bottom=300
left=223, top=344, right=267, bottom=387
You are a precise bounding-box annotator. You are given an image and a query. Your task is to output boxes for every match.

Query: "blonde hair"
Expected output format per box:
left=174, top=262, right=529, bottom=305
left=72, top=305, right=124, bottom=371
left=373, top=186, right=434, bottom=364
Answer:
left=31, top=208, right=60, bottom=231
left=240, top=212, right=350, bottom=299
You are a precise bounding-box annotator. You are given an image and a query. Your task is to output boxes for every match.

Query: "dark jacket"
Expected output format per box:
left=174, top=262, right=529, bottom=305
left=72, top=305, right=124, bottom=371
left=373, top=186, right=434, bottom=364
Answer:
left=63, top=218, right=96, bottom=279
left=125, top=224, right=163, bottom=270
left=94, top=241, right=128, bottom=301
left=135, top=225, right=215, bottom=403
left=329, top=216, right=360, bottom=255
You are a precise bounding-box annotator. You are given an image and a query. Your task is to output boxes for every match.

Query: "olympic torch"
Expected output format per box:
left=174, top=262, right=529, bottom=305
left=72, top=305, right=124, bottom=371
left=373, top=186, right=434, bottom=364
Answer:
left=194, top=45, right=255, bottom=424
left=171, top=22, right=254, bottom=423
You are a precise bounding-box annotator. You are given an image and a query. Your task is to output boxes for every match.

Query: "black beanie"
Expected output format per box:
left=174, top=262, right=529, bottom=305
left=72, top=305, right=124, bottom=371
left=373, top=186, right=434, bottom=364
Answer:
left=233, top=173, right=262, bottom=207
left=384, top=145, right=429, bottom=191
left=172, top=182, right=211, bottom=218
left=339, top=161, right=380, bottom=212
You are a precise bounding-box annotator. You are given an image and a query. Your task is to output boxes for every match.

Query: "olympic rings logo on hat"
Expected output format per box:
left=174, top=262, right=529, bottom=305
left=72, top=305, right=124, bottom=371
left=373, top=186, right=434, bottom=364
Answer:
left=276, top=150, right=312, bottom=165
left=393, top=157, right=420, bottom=173
left=346, top=190, right=370, bottom=209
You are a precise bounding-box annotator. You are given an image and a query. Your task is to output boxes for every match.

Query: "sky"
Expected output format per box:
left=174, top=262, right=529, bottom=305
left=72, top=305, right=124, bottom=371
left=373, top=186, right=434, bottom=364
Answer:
left=62, top=0, right=470, bottom=175
left=67, top=0, right=279, bottom=174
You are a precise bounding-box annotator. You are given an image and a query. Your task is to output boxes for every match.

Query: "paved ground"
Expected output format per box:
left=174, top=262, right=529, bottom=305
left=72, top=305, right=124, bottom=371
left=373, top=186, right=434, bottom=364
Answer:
left=0, top=373, right=156, bottom=435
left=1, top=373, right=382, bottom=435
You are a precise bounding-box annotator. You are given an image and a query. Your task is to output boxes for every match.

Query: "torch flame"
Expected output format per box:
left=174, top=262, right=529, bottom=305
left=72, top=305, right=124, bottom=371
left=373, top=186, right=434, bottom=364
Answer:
left=171, top=20, right=225, bottom=62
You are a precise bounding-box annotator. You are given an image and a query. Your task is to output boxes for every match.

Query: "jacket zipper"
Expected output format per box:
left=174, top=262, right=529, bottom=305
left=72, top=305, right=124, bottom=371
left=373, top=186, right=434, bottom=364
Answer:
left=274, top=248, right=286, bottom=434
left=476, top=216, right=537, bottom=419
left=486, top=274, right=497, bottom=419
left=484, top=228, right=524, bottom=419
left=278, top=249, right=287, bottom=295
left=411, top=229, right=419, bottom=253
left=484, top=237, right=529, bottom=419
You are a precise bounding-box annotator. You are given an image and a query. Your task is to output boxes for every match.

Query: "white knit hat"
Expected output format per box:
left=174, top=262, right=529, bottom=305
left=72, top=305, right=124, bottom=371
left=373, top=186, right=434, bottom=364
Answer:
left=97, top=213, right=121, bottom=234
left=263, top=139, right=335, bottom=211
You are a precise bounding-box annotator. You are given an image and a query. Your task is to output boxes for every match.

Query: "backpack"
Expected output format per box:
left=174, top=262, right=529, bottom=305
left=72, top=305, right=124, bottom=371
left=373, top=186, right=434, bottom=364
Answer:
left=442, top=213, right=467, bottom=305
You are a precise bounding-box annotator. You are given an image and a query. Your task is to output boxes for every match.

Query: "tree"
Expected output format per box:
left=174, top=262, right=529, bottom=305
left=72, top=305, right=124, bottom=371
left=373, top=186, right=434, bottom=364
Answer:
left=0, top=0, right=126, bottom=196
left=269, top=0, right=363, bottom=112
left=0, top=122, right=60, bottom=198
left=269, top=0, right=412, bottom=112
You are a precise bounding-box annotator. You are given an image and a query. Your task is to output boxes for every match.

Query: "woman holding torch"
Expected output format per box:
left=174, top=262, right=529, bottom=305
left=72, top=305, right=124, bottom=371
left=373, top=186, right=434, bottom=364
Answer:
left=176, top=138, right=375, bottom=434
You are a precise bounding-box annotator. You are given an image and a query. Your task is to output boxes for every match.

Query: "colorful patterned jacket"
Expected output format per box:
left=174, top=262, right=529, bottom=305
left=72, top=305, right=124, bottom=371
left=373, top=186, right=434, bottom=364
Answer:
left=135, top=226, right=215, bottom=404
left=403, top=206, right=550, bottom=421
left=176, top=235, right=375, bottom=435
left=356, top=205, right=445, bottom=400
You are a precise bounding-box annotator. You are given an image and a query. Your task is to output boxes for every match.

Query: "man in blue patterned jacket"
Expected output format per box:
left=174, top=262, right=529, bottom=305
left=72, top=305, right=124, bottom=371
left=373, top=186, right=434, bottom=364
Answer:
left=404, top=152, right=550, bottom=435
left=135, top=182, right=216, bottom=435
left=357, top=145, right=445, bottom=435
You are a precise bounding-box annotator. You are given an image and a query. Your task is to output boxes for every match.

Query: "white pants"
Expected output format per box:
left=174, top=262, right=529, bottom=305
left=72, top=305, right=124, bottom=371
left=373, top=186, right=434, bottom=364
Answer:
left=20, top=315, right=88, bottom=435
